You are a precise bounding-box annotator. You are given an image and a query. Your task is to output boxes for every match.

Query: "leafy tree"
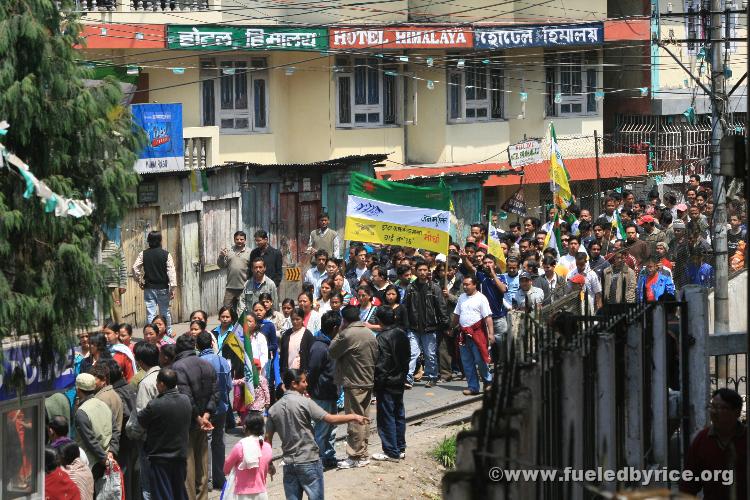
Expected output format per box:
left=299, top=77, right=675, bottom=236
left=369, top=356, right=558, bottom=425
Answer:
left=0, top=0, right=143, bottom=350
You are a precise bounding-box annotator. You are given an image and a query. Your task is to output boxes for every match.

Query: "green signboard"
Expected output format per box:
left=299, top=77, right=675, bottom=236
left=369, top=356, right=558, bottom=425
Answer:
left=167, top=25, right=329, bottom=51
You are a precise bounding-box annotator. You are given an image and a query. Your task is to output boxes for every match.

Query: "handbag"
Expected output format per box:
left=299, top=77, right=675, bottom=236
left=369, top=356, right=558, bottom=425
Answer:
left=95, top=459, right=124, bottom=500
left=220, top=469, right=238, bottom=500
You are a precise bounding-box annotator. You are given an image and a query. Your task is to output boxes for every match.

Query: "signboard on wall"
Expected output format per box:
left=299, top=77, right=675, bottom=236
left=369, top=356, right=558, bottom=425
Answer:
left=330, top=26, right=473, bottom=49
left=131, top=103, right=185, bottom=174
left=508, top=139, right=542, bottom=169
left=167, top=25, right=328, bottom=51
left=474, top=22, right=603, bottom=50
left=0, top=339, right=76, bottom=401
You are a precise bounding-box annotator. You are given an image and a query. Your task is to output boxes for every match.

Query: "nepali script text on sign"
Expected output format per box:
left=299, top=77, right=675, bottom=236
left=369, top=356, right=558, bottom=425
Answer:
left=474, top=22, right=603, bottom=49
left=167, top=25, right=329, bottom=51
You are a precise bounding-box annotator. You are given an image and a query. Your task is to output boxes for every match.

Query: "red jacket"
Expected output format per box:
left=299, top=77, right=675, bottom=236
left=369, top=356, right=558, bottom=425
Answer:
left=680, top=424, right=747, bottom=500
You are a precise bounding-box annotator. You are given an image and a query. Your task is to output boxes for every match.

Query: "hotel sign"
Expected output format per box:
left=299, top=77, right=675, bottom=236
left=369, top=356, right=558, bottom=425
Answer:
left=167, top=25, right=328, bottom=51
left=330, top=27, right=473, bottom=49
left=474, top=22, right=603, bottom=50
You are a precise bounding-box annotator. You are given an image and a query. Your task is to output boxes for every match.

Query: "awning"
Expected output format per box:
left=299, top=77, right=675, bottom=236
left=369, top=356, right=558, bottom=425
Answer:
left=376, top=153, right=647, bottom=186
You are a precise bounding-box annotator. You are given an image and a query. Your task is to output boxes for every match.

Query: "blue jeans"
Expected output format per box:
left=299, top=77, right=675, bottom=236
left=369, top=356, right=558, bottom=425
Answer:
left=407, top=331, right=437, bottom=383
left=144, top=288, right=172, bottom=334
left=208, top=412, right=227, bottom=489
left=376, top=390, right=406, bottom=458
left=282, top=460, right=324, bottom=500
left=460, top=341, right=492, bottom=393
left=311, top=399, right=337, bottom=467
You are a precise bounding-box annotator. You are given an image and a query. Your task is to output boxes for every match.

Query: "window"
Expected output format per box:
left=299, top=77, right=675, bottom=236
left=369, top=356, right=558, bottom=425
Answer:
left=201, top=58, right=269, bottom=133
left=447, top=60, right=505, bottom=122
left=335, top=57, right=398, bottom=127
left=684, top=0, right=737, bottom=54
left=545, top=51, right=599, bottom=117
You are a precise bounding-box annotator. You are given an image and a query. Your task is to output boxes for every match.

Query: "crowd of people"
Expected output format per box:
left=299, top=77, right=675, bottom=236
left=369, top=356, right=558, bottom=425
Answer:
left=41, top=175, right=748, bottom=500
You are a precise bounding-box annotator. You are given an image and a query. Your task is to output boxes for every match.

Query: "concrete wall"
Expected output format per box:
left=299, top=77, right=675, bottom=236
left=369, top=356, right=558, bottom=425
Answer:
left=708, top=269, right=747, bottom=334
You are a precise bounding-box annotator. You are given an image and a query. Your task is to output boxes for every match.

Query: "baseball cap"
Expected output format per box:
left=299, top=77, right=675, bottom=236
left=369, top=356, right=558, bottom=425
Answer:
left=639, top=215, right=655, bottom=225
left=568, top=274, right=586, bottom=285
left=675, top=203, right=688, bottom=212
left=76, top=373, right=97, bottom=392
left=519, top=271, right=534, bottom=281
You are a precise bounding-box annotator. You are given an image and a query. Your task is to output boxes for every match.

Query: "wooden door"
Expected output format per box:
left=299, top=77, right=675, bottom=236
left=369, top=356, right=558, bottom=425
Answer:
left=245, top=182, right=280, bottom=248
left=181, top=211, right=202, bottom=320
left=279, top=192, right=299, bottom=267
left=121, top=206, right=161, bottom=327
left=201, top=198, right=240, bottom=315
left=161, top=214, right=182, bottom=323
left=297, top=200, right=320, bottom=266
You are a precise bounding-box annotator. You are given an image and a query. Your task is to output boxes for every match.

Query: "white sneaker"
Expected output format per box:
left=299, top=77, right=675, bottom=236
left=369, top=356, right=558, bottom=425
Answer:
left=371, top=453, right=398, bottom=462
left=399, top=452, right=406, bottom=459
left=338, top=458, right=369, bottom=469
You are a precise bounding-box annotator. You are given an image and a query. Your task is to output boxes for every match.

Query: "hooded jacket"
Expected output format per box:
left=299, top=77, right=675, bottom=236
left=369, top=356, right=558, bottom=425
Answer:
left=307, top=333, right=338, bottom=401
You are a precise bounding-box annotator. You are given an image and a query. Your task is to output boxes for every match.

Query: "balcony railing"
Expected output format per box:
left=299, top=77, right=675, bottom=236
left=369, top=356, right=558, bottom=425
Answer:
left=70, top=0, right=210, bottom=12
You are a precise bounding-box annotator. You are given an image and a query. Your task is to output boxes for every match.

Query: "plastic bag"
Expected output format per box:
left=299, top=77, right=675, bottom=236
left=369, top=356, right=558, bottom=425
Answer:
left=95, top=459, right=124, bottom=500
left=220, top=469, right=237, bottom=500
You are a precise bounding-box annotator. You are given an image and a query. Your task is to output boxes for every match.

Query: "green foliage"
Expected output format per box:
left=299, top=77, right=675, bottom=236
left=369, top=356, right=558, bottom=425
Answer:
left=431, top=434, right=457, bottom=469
left=0, top=0, right=144, bottom=346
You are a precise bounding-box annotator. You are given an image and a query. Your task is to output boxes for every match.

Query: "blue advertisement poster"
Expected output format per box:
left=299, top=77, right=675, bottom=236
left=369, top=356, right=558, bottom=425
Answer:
left=0, top=339, right=76, bottom=401
left=131, top=103, right=185, bottom=173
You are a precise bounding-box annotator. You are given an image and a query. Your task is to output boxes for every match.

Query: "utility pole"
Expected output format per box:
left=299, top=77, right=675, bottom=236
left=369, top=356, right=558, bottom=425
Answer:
left=709, top=0, right=729, bottom=333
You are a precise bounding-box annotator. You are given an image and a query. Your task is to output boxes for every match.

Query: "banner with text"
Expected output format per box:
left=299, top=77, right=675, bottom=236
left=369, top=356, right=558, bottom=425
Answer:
left=344, top=173, right=452, bottom=254
left=508, top=139, right=542, bottom=169
left=131, top=103, right=185, bottom=174
left=474, top=22, right=603, bottom=50
left=167, top=25, right=329, bottom=51
left=330, top=26, right=473, bottom=49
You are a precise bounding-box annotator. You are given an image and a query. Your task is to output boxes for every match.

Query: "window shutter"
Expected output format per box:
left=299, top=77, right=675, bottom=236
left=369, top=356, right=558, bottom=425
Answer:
left=200, top=59, right=215, bottom=126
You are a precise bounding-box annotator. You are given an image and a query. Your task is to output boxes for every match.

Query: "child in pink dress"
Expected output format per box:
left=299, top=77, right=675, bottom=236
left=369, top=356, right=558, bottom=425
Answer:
left=223, top=413, right=274, bottom=500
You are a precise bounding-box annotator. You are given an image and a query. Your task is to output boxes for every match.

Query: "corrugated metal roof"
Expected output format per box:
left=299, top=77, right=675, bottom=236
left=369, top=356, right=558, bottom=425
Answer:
left=224, top=153, right=389, bottom=170
left=376, top=154, right=647, bottom=185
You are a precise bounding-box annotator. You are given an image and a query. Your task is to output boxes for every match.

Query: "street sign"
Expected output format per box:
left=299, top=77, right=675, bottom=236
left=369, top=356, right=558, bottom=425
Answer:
left=285, top=267, right=301, bottom=281
left=508, top=139, right=542, bottom=169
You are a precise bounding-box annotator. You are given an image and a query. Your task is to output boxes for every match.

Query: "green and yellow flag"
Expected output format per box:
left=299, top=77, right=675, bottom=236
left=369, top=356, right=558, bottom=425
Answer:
left=548, top=123, right=574, bottom=209
left=487, top=210, right=506, bottom=272
left=345, top=172, right=452, bottom=254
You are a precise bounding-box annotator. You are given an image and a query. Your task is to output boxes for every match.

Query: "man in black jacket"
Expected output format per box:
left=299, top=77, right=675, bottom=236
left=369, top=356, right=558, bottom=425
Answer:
left=403, top=261, right=448, bottom=388
left=249, top=229, right=283, bottom=287
left=171, top=334, right=218, bottom=500
left=138, top=368, right=192, bottom=500
left=307, top=311, right=341, bottom=469
left=372, top=307, right=410, bottom=461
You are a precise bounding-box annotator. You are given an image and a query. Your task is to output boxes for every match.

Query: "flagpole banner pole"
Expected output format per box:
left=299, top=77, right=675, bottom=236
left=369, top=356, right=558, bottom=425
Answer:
left=344, top=173, right=452, bottom=255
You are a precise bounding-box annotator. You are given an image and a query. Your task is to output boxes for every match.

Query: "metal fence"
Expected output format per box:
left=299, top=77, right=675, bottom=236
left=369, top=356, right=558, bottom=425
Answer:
left=444, top=286, right=745, bottom=499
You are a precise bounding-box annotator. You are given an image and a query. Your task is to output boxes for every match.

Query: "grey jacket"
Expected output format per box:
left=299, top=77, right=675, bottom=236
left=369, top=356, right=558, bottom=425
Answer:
left=602, top=265, right=637, bottom=304
left=329, top=321, right=378, bottom=389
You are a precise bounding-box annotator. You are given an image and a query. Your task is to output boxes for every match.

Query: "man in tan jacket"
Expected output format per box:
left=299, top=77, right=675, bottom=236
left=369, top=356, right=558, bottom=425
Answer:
left=328, top=305, right=378, bottom=469
left=602, top=251, right=637, bottom=304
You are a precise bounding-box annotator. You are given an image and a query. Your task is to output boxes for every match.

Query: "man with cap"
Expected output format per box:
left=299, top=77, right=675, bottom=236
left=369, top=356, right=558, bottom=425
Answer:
left=640, top=214, right=667, bottom=256
left=73, top=373, right=114, bottom=480
left=513, top=272, right=544, bottom=311
left=674, top=203, right=689, bottom=223
left=654, top=242, right=673, bottom=278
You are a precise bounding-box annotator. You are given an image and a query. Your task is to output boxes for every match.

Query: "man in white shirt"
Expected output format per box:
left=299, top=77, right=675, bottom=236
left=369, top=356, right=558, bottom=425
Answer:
left=451, top=276, right=494, bottom=396
left=565, top=252, right=603, bottom=313
left=558, top=235, right=587, bottom=273
left=304, top=249, right=329, bottom=289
